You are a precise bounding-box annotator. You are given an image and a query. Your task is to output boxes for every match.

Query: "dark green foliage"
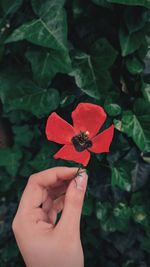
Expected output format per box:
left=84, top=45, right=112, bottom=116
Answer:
left=0, top=0, right=150, bottom=266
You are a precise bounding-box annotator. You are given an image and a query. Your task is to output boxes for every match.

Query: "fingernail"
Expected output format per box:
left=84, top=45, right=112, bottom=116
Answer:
left=75, top=170, right=88, bottom=191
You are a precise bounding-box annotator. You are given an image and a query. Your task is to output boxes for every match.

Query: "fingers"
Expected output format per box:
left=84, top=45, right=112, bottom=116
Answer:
left=55, top=170, right=88, bottom=235
left=30, top=167, right=78, bottom=187
left=18, top=167, right=78, bottom=212
left=48, top=195, right=65, bottom=225
left=31, top=208, right=49, bottom=224
left=48, top=182, right=69, bottom=200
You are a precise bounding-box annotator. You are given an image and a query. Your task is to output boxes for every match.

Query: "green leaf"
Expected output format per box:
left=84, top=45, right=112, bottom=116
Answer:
left=138, top=43, right=148, bottom=60
left=90, top=38, right=118, bottom=69
left=6, top=19, right=66, bottom=51
left=111, top=161, right=133, bottom=192
left=119, top=26, right=145, bottom=56
left=60, top=91, right=75, bottom=108
left=113, top=203, right=131, bottom=231
left=30, top=142, right=59, bottom=171
left=0, top=79, right=60, bottom=118
left=26, top=49, right=71, bottom=87
left=141, top=238, right=150, bottom=253
left=92, top=0, right=112, bottom=8
left=13, top=125, right=34, bottom=147
left=71, top=53, right=102, bottom=99
left=114, top=100, right=150, bottom=152
left=134, top=98, right=150, bottom=149
left=132, top=205, right=148, bottom=225
left=71, top=38, right=118, bottom=99
left=71, top=0, right=84, bottom=19
left=82, top=192, right=93, bottom=216
left=0, top=147, right=22, bottom=176
left=141, top=152, right=150, bottom=164
left=126, top=57, right=144, bottom=74
left=19, top=151, right=33, bottom=177
left=104, top=103, right=122, bottom=116
left=131, top=160, right=150, bottom=191
left=124, top=8, right=149, bottom=34
left=107, top=133, right=131, bottom=164
left=0, top=171, right=14, bottom=192
left=0, top=0, right=22, bottom=15
left=31, top=0, right=66, bottom=17
left=142, top=83, right=150, bottom=103
left=6, top=0, right=69, bottom=55
left=96, top=202, right=131, bottom=232
left=107, top=0, right=150, bottom=8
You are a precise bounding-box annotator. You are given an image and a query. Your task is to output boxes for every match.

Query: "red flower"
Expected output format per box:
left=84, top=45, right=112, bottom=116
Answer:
left=46, top=103, right=114, bottom=166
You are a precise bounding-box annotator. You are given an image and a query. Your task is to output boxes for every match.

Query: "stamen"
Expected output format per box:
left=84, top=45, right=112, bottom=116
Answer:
left=71, top=131, right=92, bottom=152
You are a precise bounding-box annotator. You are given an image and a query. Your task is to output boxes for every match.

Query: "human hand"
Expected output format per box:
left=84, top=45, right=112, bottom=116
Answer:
left=12, top=167, right=88, bottom=267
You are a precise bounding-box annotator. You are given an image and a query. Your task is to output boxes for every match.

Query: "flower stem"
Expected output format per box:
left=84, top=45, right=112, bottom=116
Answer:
left=74, top=163, right=85, bottom=178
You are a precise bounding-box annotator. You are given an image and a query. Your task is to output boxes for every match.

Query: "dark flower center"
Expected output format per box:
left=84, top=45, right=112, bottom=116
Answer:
left=71, top=131, right=92, bottom=152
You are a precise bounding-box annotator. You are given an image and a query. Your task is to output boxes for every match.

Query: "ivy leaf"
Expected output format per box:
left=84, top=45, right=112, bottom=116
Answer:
left=0, top=0, right=22, bottom=16
left=0, top=79, right=60, bottom=118
left=124, top=8, right=149, bottom=34
left=107, top=133, right=131, bottom=164
left=5, top=0, right=69, bottom=57
left=0, top=171, right=14, bottom=192
left=131, top=160, right=150, bottom=192
left=83, top=192, right=93, bottom=216
left=119, top=26, right=145, bottom=56
left=96, top=202, right=131, bottom=232
left=30, top=142, right=59, bottom=171
left=141, top=238, right=150, bottom=253
left=71, top=52, right=103, bottom=99
left=108, top=231, right=136, bottom=254
left=107, top=0, right=150, bottom=8
left=142, top=152, right=150, bottom=164
left=6, top=19, right=66, bottom=51
left=134, top=98, right=150, bottom=133
left=26, top=49, right=71, bottom=87
left=114, top=100, right=150, bottom=152
left=111, top=161, right=133, bottom=192
left=60, top=91, right=75, bottom=108
left=113, top=203, right=131, bottom=231
left=0, top=147, right=22, bottom=176
left=132, top=205, right=148, bottom=226
left=104, top=103, right=122, bottom=117
left=92, top=0, right=112, bottom=8
left=142, top=83, right=150, bottom=103
left=90, top=38, right=118, bottom=69
left=31, top=0, right=66, bottom=17
left=126, top=57, right=144, bottom=75
left=123, top=147, right=150, bottom=191
left=71, top=38, right=118, bottom=99
left=12, top=125, right=34, bottom=147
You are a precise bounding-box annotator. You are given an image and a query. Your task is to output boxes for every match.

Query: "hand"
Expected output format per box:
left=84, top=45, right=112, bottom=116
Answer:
left=12, top=167, right=88, bottom=267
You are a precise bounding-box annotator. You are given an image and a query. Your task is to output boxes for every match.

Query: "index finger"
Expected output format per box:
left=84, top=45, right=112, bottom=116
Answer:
left=18, top=167, right=78, bottom=212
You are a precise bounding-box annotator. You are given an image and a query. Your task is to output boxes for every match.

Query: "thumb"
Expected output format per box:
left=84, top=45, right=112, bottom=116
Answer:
left=56, top=170, right=88, bottom=234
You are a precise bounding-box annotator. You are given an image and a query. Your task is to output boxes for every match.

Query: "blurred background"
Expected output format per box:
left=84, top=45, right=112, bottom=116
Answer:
left=0, top=0, right=150, bottom=266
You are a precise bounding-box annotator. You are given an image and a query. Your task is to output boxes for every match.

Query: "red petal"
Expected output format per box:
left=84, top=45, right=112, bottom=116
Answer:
left=53, top=144, right=90, bottom=166
left=46, top=112, right=75, bottom=144
left=72, top=103, right=106, bottom=138
left=88, top=125, right=114, bottom=153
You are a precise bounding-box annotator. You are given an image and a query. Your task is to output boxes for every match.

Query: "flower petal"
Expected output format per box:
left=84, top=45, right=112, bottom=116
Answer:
left=72, top=103, right=107, bottom=138
left=88, top=125, right=114, bottom=153
left=46, top=112, right=75, bottom=144
left=53, top=144, right=90, bottom=166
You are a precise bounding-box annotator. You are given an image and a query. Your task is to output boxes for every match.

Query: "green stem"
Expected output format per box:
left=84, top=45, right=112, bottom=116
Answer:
left=74, top=163, right=85, bottom=178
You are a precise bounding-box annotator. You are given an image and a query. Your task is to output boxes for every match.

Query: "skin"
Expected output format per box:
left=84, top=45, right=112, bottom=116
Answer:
left=12, top=167, right=88, bottom=267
